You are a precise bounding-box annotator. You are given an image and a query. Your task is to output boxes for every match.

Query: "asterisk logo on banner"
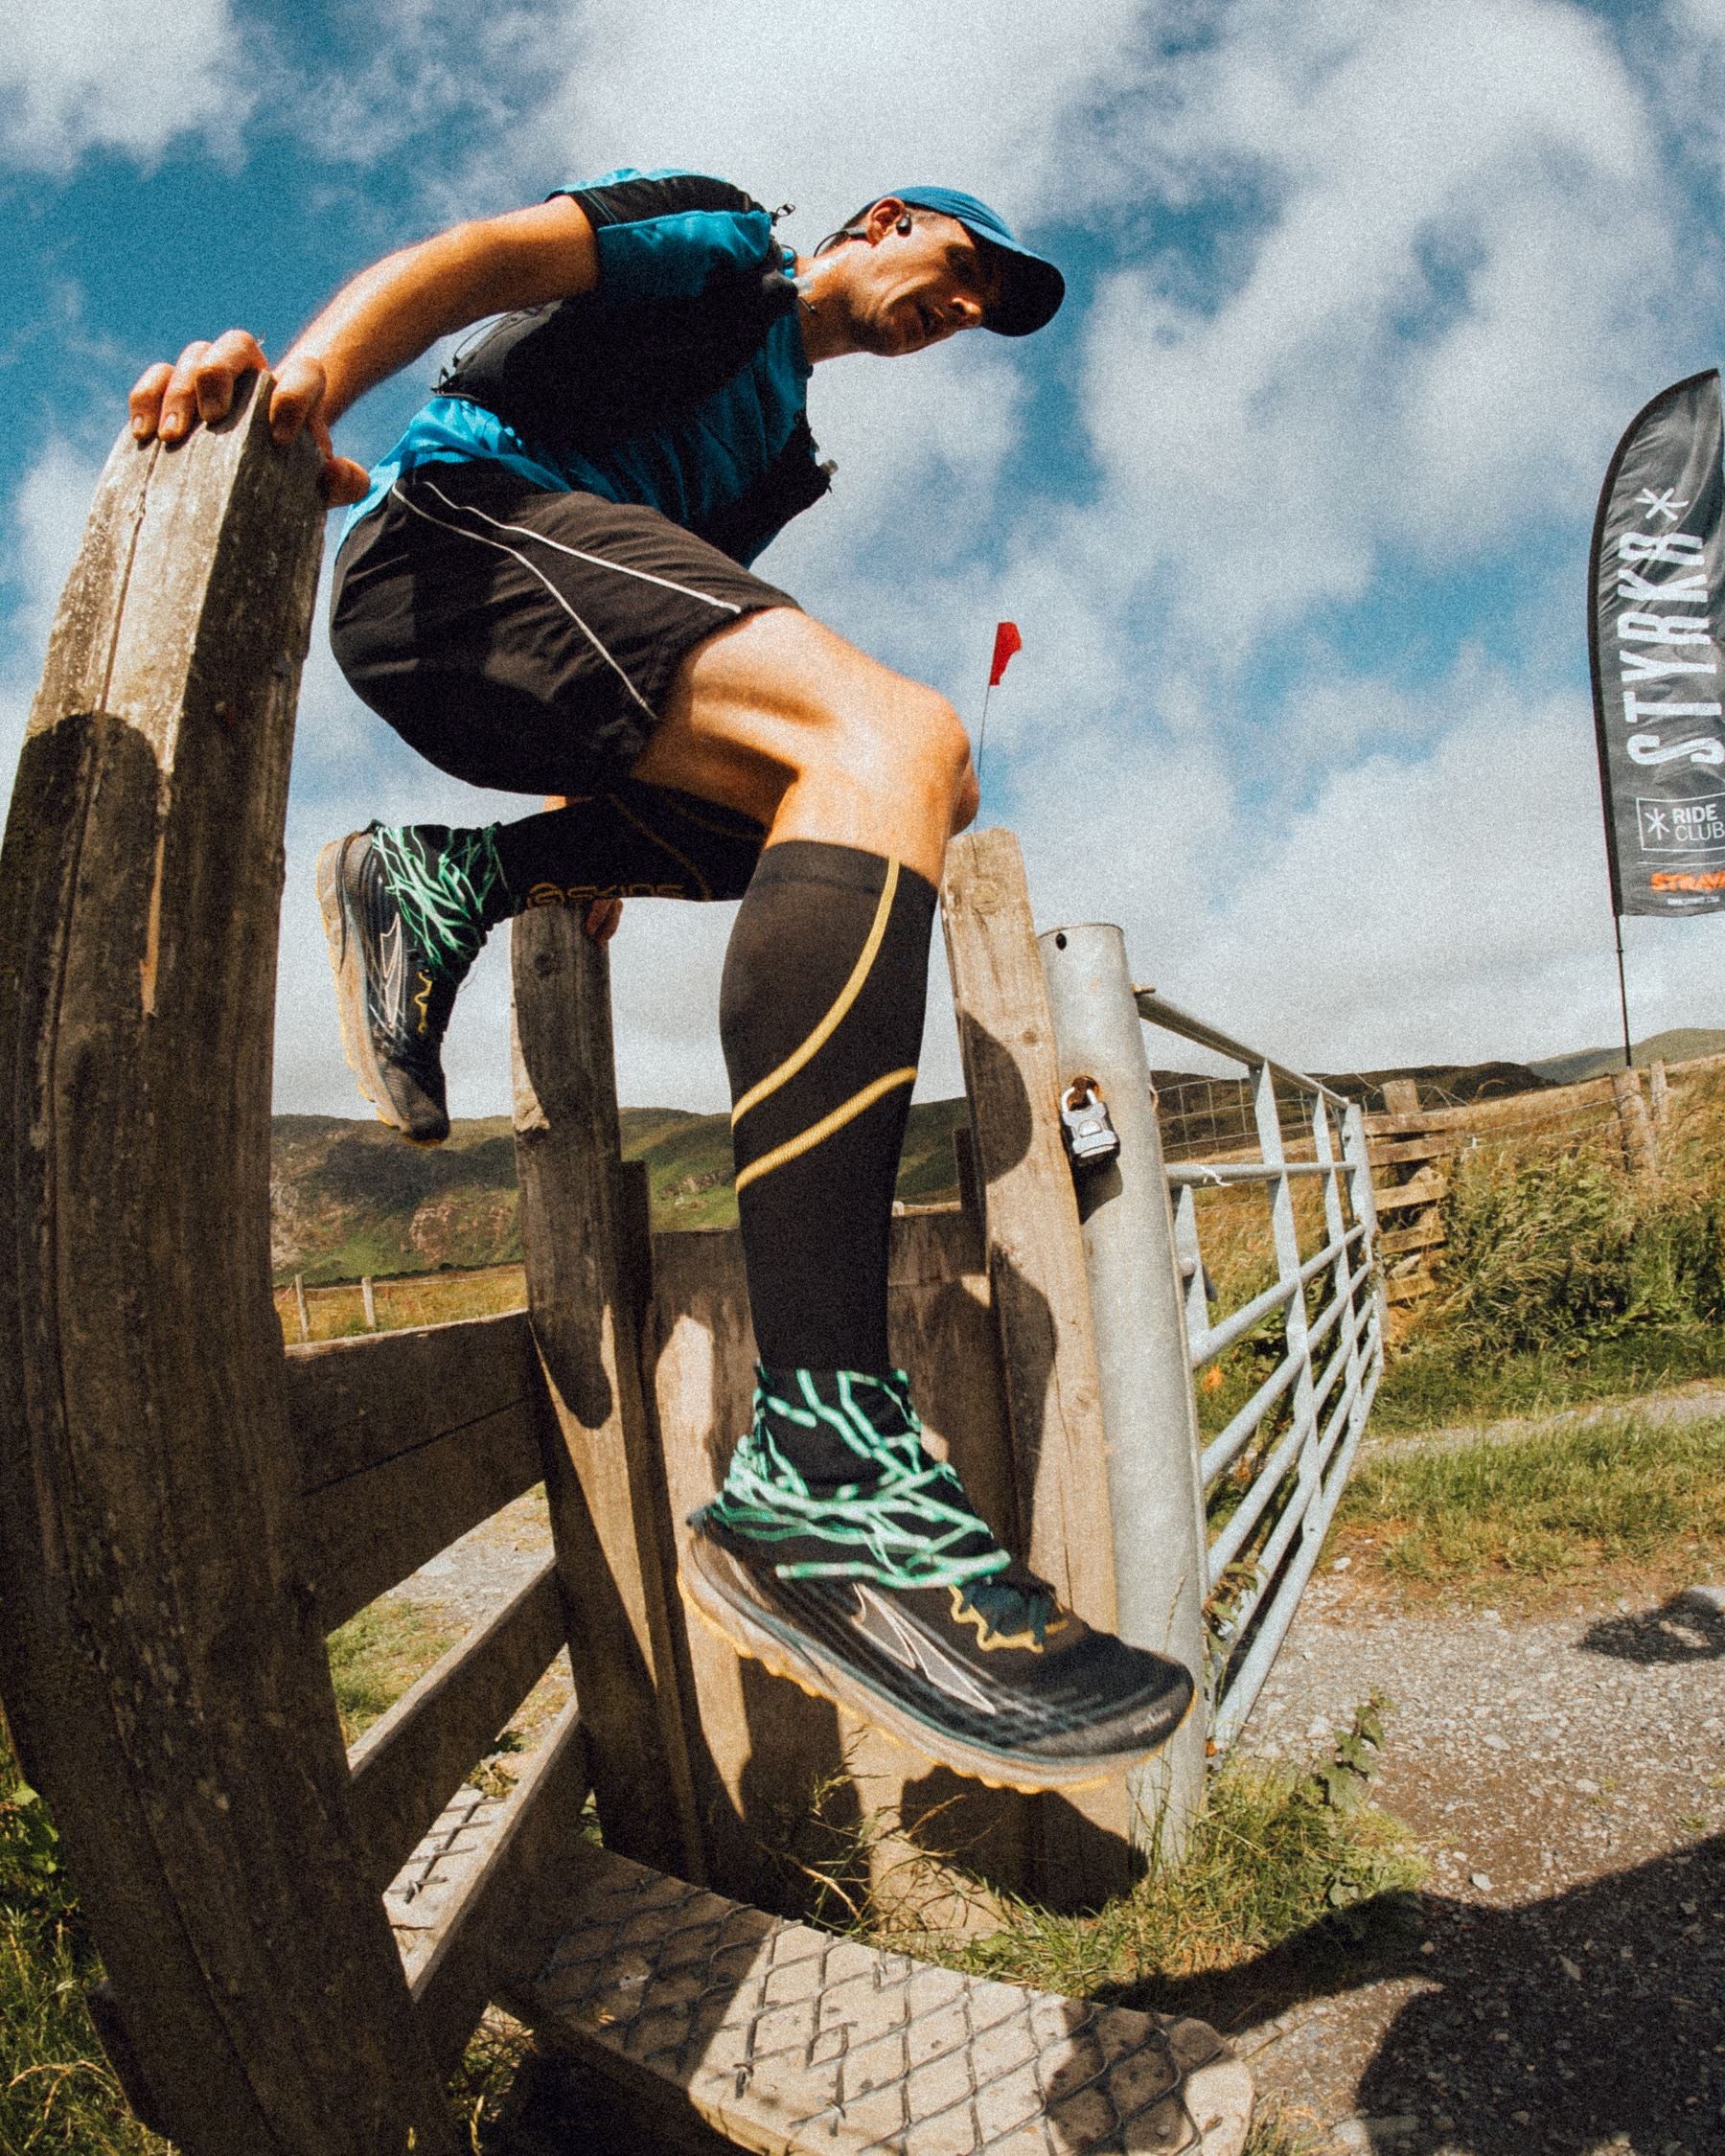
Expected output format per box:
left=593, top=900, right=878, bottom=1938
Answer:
left=1637, top=487, right=1690, bottom=527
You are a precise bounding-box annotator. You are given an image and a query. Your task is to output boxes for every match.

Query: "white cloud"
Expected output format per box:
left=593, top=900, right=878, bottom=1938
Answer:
left=1011, top=653, right=1725, bottom=1079
left=269, top=0, right=556, bottom=186
left=0, top=0, right=247, bottom=171
left=14, top=441, right=98, bottom=646
left=0, top=438, right=104, bottom=790
left=507, top=0, right=1149, bottom=237
left=1635, top=0, right=1725, bottom=193
left=1078, top=0, right=1685, bottom=658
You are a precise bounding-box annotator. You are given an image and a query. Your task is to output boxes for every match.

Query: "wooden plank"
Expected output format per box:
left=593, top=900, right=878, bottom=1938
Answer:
left=1368, top=1130, right=1471, bottom=1168
left=939, top=829, right=1131, bottom=1905
left=0, top=384, right=459, bottom=2154
left=396, top=1699, right=593, bottom=2075
left=510, top=906, right=703, bottom=1881
left=1362, top=1075, right=1616, bottom=1136
left=502, top=1841, right=1254, bottom=2156
left=1380, top=1218, right=1448, bottom=1258
left=304, top=1397, right=544, bottom=1630
left=1370, top=1168, right=1449, bottom=1211
left=644, top=1213, right=1038, bottom=1919
left=286, top=1308, right=540, bottom=1488
left=937, top=830, right=1110, bottom=1612
left=348, top=1558, right=566, bottom=1893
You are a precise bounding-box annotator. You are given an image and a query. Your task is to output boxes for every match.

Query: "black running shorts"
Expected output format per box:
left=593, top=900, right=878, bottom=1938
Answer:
left=329, top=463, right=800, bottom=796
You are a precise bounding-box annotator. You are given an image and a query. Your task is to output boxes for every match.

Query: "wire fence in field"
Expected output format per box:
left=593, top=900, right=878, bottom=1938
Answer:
left=273, top=1261, right=526, bottom=1343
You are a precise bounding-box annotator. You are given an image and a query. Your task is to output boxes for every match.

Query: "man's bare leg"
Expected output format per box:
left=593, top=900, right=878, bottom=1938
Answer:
left=632, top=608, right=979, bottom=880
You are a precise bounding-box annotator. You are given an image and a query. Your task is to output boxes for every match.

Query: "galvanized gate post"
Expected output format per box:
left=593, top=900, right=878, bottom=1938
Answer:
left=1038, top=924, right=1208, bottom=1857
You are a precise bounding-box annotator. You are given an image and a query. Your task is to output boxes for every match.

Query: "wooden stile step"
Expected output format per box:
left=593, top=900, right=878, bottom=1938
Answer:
left=386, top=1780, right=1252, bottom=2155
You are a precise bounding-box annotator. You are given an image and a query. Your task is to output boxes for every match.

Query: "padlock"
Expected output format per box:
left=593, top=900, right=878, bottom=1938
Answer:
left=1059, top=1075, right=1120, bottom=1171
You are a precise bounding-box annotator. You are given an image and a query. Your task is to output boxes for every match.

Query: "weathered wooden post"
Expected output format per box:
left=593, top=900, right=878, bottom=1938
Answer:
left=1650, top=1057, right=1670, bottom=1131
left=1038, top=923, right=1208, bottom=1858
left=362, top=1273, right=379, bottom=1328
left=294, top=1270, right=310, bottom=1342
left=510, top=906, right=704, bottom=1881
left=0, top=382, right=461, bottom=2152
left=1613, top=1066, right=1659, bottom=1181
left=940, top=829, right=1134, bottom=1902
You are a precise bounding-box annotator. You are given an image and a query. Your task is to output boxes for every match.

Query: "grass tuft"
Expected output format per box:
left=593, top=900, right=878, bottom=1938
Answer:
left=1, top=1718, right=167, bottom=2155
left=1242, top=2097, right=1331, bottom=2156
left=1336, top=1411, right=1725, bottom=1595
left=873, top=1708, right=1424, bottom=2008
left=325, top=1596, right=460, bottom=1743
left=1401, top=1069, right=1725, bottom=1363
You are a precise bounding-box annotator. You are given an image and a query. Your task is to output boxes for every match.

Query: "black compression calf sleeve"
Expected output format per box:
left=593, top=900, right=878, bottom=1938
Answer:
left=721, top=841, right=936, bottom=1375
left=482, top=779, right=765, bottom=923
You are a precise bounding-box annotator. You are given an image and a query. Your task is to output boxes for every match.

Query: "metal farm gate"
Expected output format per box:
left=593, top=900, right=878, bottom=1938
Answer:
left=1034, top=934, right=1385, bottom=1808
left=1139, top=996, right=1383, bottom=1746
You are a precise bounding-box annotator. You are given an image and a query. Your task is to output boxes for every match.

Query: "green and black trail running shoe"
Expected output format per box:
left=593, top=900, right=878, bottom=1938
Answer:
left=315, top=823, right=504, bottom=1147
left=682, top=1368, right=1194, bottom=1793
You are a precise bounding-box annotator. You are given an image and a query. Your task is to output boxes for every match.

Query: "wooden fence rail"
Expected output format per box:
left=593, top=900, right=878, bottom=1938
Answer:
left=1364, top=1059, right=1690, bottom=1332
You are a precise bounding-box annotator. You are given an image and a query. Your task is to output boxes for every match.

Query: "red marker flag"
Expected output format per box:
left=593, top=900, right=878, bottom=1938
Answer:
left=988, top=620, right=1023, bottom=687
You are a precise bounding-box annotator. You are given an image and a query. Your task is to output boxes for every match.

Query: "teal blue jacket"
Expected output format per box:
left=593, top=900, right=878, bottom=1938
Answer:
left=344, top=169, right=830, bottom=565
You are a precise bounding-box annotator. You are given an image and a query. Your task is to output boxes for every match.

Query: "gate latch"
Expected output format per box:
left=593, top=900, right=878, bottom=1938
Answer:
left=1059, top=1075, right=1120, bottom=1173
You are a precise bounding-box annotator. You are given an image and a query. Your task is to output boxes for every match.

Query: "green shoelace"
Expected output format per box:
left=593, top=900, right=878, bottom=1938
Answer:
left=371, top=823, right=506, bottom=982
left=711, top=1368, right=1014, bottom=1594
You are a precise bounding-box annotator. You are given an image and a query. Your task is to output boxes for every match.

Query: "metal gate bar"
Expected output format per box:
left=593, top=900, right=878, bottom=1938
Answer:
left=1131, top=990, right=1384, bottom=1749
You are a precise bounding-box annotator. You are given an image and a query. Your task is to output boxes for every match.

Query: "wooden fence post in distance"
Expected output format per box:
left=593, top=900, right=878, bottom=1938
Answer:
left=0, top=383, right=461, bottom=2152
left=1613, top=1067, right=1659, bottom=1182
left=510, top=906, right=704, bottom=1882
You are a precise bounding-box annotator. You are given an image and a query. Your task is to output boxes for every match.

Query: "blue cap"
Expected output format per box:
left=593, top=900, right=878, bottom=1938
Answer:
left=887, top=187, right=1065, bottom=336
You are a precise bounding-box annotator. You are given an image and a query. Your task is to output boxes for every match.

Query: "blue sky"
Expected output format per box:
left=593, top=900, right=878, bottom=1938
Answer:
left=6, top=0, right=1725, bottom=1116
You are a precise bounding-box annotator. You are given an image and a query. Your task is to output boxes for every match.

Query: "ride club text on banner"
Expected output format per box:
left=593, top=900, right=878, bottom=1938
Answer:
left=1588, top=367, right=1725, bottom=915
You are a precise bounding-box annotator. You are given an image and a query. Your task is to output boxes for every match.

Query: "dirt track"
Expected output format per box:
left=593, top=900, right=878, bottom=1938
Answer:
left=1217, top=1571, right=1725, bottom=2156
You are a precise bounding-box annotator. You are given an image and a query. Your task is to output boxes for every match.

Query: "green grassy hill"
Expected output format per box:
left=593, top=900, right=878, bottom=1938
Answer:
left=1529, top=1027, right=1725, bottom=1087
left=271, top=1097, right=973, bottom=1285
left=270, top=1030, right=1724, bottom=1285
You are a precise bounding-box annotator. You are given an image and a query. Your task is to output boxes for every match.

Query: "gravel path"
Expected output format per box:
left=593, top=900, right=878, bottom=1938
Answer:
left=1377, top=1379, right=1725, bottom=1456
left=1220, top=1572, right=1725, bottom=2156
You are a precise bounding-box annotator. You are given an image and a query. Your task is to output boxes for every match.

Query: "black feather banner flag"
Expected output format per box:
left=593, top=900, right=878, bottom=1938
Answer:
left=1588, top=368, right=1725, bottom=916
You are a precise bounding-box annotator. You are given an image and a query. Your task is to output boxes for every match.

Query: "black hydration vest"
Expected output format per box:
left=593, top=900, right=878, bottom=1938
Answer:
left=437, top=173, right=832, bottom=564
